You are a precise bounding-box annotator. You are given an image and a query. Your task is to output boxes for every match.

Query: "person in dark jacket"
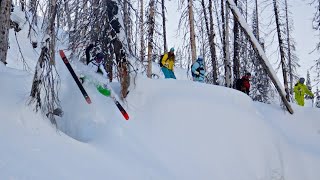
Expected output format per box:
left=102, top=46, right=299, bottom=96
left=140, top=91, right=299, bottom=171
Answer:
left=240, top=72, right=251, bottom=95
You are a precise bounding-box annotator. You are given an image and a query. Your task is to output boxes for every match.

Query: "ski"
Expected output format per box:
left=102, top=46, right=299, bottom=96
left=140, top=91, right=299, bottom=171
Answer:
left=59, top=50, right=92, bottom=104
left=101, top=84, right=129, bottom=120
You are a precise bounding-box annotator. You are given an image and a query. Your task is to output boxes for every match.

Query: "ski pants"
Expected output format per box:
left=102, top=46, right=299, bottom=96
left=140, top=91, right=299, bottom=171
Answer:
left=161, top=67, right=176, bottom=79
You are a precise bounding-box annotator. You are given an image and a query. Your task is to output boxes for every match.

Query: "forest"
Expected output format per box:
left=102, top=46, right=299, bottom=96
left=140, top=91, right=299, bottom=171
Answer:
left=0, top=0, right=320, bottom=120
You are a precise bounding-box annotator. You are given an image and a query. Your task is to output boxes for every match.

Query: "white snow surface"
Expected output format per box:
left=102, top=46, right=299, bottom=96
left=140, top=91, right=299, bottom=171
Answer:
left=2, top=7, right=320, bottom=180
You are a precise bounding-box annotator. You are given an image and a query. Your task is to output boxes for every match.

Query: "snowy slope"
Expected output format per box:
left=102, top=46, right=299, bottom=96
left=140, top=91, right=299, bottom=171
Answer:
left=1, top=60, right=320, bottom=179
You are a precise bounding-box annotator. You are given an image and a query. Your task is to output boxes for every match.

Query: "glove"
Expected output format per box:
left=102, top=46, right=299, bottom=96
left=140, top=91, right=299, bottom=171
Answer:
left=194, top=71, right=200, bottom=75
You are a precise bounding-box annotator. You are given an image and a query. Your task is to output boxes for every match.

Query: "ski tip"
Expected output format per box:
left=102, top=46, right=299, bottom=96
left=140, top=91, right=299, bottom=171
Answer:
left=122, top=112, right=129, bottom=120
left=59, top=50, right=65, bottom=58
left=85, top=97, right=92, bottom=104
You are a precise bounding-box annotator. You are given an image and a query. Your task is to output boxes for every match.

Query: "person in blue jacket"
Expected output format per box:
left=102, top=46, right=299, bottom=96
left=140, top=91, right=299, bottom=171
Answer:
left=191, top=56, right=206, bottom=82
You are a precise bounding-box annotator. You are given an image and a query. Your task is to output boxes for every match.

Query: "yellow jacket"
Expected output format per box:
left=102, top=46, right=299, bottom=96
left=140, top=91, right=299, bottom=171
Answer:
left=161, top=53, right=175, bottom=70
left=293, top=83, right=314, bottom=106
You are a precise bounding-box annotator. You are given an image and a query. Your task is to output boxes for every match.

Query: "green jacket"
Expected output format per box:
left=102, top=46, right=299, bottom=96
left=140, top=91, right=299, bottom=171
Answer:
left=293, top=83, right=314, bottom=106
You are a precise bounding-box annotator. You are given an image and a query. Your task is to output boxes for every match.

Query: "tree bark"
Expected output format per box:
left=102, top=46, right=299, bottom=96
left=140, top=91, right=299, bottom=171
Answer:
left=139, top=0, right=145, bottom=62
left=147, top=0, right=155, bottom=78
left=124, top=0, right=132, bottom=53
left=222, top=0, right=232, bottom=87
left=285, top=0, right=293, bottom=94
left=161, top=0, right=167, bottom=52
left=187, top=0, right=197, bottom=63
left=0, top=0, right=12, bottom=65
left=233, top=0, right=240, bottom=81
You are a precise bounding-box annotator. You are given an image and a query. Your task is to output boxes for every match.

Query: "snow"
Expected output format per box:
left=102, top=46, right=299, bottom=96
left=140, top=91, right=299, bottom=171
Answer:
left=2, top=6, right=320, bottom=180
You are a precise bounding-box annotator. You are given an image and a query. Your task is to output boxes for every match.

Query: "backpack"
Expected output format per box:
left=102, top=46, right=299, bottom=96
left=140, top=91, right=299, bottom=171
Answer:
left=235, top=78, right=243, bottom=90
left=159, top=54, right=164, bottom=67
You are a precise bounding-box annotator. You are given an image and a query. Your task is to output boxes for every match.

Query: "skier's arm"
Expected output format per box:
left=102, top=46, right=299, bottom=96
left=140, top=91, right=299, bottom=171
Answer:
left=293, top=84, right=299, bottom=94
left=304, top=85, right=314, bottom=97
left=191, top=62, right=199, bottom=73
left=161, top=54, right=168, bottom=66
left=99, top=63, right=108, bottom=78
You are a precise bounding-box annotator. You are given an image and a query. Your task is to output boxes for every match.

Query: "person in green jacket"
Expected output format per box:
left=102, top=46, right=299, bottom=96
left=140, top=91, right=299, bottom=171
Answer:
left=293, top=77, right=314, bottom=106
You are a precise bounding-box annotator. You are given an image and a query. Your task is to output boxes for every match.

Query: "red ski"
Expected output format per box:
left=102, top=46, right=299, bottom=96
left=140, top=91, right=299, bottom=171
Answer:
left=59, top=50, right=92, bottom=104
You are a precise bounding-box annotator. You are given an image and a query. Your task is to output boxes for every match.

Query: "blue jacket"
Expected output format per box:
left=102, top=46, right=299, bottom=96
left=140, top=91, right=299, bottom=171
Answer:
left=191, top=60, right=205, bottom=82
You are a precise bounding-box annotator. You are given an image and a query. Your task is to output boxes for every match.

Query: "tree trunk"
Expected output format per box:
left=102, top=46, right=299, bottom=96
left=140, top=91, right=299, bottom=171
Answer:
left=161, top=0, right=167, bottom=52
left=273, top=0, right=290, bottom=101
left=285, top=0, right=293, bottom=94
left=254, top=0, right=260, bottom=40
left=139, top=0, right=145, bottom=62
left=233, top=0, right=240, bottom=81
left=47, top=0, right=57, bottom=65
left=124, top=0, right=132, bottom=53
left=201, top=0, right=218, bottom=84
left=0, top=0, right=12, bottom=65
left=226, top=0, right=294, bottom=114
left=222, top=0, right=232, bottom=87
left=146, top=0, right=155, bottom=78
left=187, top=0, right=197, bottom=63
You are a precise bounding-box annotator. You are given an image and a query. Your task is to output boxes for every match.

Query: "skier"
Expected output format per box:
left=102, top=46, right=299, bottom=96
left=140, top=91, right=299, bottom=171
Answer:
left=85, top=44, right=108, bottom=77
left=236, top=72, right=251, bottom=95
left=293, top=77, right=314, bottom=106
left=191, top=56, right=206, bottom=82
left=160, top=47, right=176, bottom=79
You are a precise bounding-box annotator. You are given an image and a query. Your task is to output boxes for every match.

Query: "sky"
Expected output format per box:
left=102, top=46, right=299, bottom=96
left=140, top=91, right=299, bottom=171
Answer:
left=2, top=4, right=320, bottom=180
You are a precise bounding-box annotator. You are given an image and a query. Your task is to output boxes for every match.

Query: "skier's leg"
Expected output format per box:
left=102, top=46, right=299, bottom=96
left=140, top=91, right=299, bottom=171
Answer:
left=161, top=67, right=170, bottom=79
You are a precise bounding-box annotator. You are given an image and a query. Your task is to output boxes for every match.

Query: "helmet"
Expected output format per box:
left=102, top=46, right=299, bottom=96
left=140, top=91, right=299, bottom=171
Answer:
left=245, top=72, right=251, bottom=76
left=299, top=77, right=305, bottom=83
left=170, top=47, right=174, bottom=52
left=96, top=53, right=104, bottom=60
left=197, top=55, right=203, bottom=61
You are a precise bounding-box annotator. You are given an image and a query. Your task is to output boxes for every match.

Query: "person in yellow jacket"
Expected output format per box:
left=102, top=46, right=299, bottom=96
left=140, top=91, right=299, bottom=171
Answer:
left=160, top=47, right=176, bottom=79
left=293, top=77, right=314, bottom=106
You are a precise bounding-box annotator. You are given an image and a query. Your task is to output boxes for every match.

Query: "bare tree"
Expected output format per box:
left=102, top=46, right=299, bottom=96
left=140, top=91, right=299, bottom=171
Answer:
left=146, top=0, right=155, bottom=78
left=273, top=0, right=290, bottom=101
left=139, top=0, right=145, bottom=62
left=161, top=0, right=167, bottom=52
left=233, top=0, right=240, bottom=81
left=0, top=0, right=12, bottom=65
left=188, top=0, right=197, bottom=62
left=200, top=0, right=218, bottom=84
left=29, top=0, right=61, bottom=125
left=222, top=0, right=232, bottom=87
